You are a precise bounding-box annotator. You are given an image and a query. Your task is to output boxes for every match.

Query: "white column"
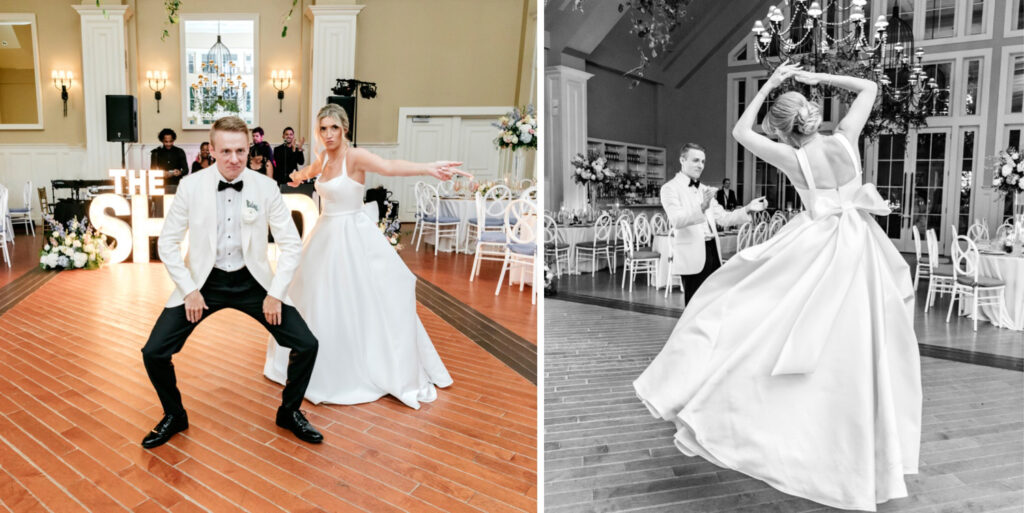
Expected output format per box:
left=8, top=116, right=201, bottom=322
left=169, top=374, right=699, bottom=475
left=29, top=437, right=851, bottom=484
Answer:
left=305, top=5, right=364, bottom=159
left=545, top=65, right=592, bottom=211
left=72, top=4, right=132, bottom=176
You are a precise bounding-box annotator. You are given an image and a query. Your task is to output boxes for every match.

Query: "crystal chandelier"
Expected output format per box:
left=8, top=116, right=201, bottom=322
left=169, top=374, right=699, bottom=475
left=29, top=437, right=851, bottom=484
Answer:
left=750, top=0, right=938, bottom=127
left=189, top=25, right=246, bottom=120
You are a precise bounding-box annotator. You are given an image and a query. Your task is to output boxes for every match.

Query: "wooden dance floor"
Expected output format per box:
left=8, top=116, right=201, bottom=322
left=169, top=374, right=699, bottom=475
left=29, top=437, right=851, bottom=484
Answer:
left=545, top=299, right=1024, bottom=513
left=0, top=261, right=536, bottom=512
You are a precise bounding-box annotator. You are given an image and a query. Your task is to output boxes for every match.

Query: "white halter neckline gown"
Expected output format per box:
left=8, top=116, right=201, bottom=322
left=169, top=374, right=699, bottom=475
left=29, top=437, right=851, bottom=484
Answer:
left=264, top=154, right=453, bottom=409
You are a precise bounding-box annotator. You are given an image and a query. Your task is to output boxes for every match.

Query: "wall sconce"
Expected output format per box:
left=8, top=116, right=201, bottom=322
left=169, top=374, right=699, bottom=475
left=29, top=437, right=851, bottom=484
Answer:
left=271, top=69, right=291, bottom=113
left=52, top=70, right=73, bottom=117
left=146, top=70, right=168, bottom=113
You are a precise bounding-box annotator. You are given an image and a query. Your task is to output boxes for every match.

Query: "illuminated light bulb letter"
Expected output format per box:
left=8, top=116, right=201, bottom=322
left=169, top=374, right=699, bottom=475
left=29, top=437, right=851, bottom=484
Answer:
left=89, top=194, right=132, bottom=264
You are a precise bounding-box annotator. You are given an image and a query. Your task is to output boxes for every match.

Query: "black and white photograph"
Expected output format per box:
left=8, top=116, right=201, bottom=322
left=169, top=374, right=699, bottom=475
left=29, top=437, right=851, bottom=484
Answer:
left=545, top=0, right=1024, bottom=512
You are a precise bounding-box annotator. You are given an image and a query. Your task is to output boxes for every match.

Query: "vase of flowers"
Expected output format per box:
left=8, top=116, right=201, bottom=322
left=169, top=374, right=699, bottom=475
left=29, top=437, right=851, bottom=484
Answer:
left=614, top=172, right=645, bottom=204
left=571, top=151, right=615, bottom=208
left=377, top=203, right=402, bottom=250
left=991, top=147, right=1024, bottom=222
left=39, top=216, right=111, bottom=270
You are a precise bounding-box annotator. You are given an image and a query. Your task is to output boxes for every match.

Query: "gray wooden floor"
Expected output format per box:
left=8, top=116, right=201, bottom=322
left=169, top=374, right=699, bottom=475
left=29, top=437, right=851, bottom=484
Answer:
left=544, top=299, right=1024, bottom=512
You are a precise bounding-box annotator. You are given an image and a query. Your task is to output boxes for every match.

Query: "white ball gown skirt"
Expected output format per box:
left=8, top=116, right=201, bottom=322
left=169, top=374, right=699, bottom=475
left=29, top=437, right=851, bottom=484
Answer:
left=634, top=205, right=921, bottom=511
left=264, top=209, right=453, bottom=409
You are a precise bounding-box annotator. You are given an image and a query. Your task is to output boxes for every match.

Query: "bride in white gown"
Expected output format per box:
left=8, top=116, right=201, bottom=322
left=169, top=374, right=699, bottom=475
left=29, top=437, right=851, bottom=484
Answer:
left=634, top=65, right=921, bottom=511
left=264, top=104, right=468, bottom=409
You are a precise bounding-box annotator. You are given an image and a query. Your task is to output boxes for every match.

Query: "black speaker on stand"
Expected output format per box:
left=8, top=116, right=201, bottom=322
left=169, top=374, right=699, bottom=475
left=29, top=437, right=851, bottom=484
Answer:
left=105, top=94, right=138, bottom=168
left=326, top=95, right=357, bottom=146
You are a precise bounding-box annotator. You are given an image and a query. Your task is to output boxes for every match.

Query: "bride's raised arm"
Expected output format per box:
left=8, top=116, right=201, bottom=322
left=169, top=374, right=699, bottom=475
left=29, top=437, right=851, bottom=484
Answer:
left=802, top=72, right=877, bottom=145
left=351, top=147, right=471, bottom=182
left=731, top=63, right=803, bottom=174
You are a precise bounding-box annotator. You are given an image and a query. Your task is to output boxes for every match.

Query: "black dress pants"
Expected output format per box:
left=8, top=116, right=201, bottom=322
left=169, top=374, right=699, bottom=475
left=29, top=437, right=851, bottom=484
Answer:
left=141, top=267, right=318, bottom=416
left=681, top=239, right=722, bottom=304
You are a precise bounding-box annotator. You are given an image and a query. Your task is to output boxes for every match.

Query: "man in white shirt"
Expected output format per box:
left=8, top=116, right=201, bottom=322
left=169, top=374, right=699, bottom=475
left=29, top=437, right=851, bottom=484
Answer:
left=139, top=116, right=322, bottom=449
left=661, top=143, right=766, bottom=303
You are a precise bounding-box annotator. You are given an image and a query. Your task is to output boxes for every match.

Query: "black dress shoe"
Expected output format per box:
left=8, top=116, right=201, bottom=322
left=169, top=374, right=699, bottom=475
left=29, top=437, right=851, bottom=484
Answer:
left=141, top=412, right=188, bottom=449
left=275, top=409, right=323, bottom=444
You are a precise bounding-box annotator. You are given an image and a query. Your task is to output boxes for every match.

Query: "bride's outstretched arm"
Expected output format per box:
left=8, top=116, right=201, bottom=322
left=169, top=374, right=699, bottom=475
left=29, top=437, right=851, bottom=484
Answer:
left=731, top=63, right=801, bottom=173
left=352, top=148, right=472, bottom=181
left=287, top=154, right=324, bottom=185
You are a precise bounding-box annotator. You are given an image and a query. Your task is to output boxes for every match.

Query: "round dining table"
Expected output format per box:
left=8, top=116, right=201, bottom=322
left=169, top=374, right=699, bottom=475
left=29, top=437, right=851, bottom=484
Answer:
left=965, top=250, right=1024, bottom=331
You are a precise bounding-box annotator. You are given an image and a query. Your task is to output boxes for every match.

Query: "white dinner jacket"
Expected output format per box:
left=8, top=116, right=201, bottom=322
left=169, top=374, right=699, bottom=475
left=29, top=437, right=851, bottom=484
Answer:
left=157, top=165, right=303, bottom=307
left=661, top=173, right=749, bottom=275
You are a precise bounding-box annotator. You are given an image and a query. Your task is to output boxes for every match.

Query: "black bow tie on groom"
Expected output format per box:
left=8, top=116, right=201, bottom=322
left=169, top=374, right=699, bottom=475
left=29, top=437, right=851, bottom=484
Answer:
left=218, top=180, right=243, bottom=192
left=687, top=179, right=701, bottom=189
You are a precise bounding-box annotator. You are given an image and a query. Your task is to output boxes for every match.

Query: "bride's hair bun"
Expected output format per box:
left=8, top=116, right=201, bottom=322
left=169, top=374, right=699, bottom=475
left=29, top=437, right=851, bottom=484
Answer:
left=760, top=92, right=822, bottom=145
left=795, top=102, right=822, bottom=135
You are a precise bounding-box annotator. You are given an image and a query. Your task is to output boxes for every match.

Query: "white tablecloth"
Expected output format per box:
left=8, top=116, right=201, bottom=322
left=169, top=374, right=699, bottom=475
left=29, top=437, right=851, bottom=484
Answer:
left=653, top=233, right=738, bottom=288
left=432, top=198, right=509, bottom=253
left=968, top=253, right=1024, bottom=331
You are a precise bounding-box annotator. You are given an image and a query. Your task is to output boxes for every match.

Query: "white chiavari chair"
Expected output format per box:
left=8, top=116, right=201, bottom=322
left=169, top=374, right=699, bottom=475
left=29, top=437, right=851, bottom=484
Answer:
left=544, top=214, right=571, bottom=277
left=575, top=213, right=614, bottom=275
left=0, top=187, right=10, bottom=266
left=946, top=235, right=1007, bottom=331
left=8, top=181, right=34, bottom=236
left=706, top=211, right=724, bottom=264
left=436, top=179, right=455, bottom=197
left=663, top=231, right=685, bottom=300
left=415, top=183, right=460, bottom=255
left=465, top=185, right=511, bottom=253
left=633, top=214, right=653, bottom=251
left=609, top=213, right=631, bottom=271
left=736, top=222, right=753, bottom=252
left=650, top=212, right=669, bottom=236
left=495, top=198, right=538, bottom=304
left=410, top=181, right=430, bottom=246
left=751, top=222, right=769, bottom=245
left=911, top=225, right=928, bottom=290
left=966, top=221, right=989, bottom=242
left=618, top=218, right=660, bottom=291
left=519, top=178, right=534, bottom=190
left=994, top=223, right=1015, bottom=242
left=767, top=215, right=785, bottom=238
left=924, top=229, right=955, bottom=312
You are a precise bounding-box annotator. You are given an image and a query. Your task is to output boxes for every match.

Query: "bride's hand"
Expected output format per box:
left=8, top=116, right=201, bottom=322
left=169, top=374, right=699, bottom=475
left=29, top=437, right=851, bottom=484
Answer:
left=428, top=161, right=472, bottom=182
left=287, top=171, right=303, bottom=187
left=766, top=61, right=801, bottom=89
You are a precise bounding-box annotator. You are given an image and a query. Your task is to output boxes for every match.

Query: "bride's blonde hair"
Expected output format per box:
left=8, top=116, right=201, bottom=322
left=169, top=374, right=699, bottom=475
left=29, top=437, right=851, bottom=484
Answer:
left=315, top=104, right=351, bottom=144
left=761, top=91, right=822, bottom=147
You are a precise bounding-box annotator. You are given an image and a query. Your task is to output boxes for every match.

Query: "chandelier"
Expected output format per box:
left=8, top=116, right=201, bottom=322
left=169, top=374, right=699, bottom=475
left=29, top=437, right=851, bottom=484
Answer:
left=750, top=0, right=938, bottom=137
left=189, top=26, right=246, bottom=120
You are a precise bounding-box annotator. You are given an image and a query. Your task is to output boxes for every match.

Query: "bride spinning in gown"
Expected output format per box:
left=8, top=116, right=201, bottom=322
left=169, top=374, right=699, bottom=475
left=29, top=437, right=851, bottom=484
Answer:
left=634, top=64, right=921, bottom=511
left=264, top=104, right=469, bottom=409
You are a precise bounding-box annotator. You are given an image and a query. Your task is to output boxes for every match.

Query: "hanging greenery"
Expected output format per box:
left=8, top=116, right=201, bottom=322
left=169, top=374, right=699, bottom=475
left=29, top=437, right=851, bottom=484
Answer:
left=97, top=0, right=299, bottom=40
left=573, top=0, right=694, bottom=80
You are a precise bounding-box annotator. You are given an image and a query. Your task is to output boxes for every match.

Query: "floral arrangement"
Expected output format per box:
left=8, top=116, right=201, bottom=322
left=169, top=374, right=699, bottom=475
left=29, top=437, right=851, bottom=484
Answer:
left=991, top=148, right=1024, bottom=195
left=571, top=151, right=615, bottom=186
left=614, top=172, right=645, bottom=198
left=39, top=216, right=110, bottom=270
left=494, top=105, right=537, bottom=151
left=378, top=203, right=402, bottom=249
left=471, top=180, right=498, bottom=197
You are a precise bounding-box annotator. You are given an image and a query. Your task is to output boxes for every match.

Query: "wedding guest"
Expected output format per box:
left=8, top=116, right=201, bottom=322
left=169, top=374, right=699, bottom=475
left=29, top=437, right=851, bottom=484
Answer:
left=151, top=128, right=189, bottom=187
left=273, top=127, right=306, bottom=186
left=191, top=141, right=216, bottom=173
left=715, top=178, right=739, bottom=210
left=249, top=126, right=275, bottom=178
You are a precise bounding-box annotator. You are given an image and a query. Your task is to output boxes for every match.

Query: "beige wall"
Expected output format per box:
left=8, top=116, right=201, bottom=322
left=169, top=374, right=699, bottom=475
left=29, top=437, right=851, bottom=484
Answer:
left=0, top=69, right=38, bottom=124
left=352, top=0, right=535, bottom=143
left=0, top=0, right=536, bottom=148
left=0, top=0, right=85, bottom=144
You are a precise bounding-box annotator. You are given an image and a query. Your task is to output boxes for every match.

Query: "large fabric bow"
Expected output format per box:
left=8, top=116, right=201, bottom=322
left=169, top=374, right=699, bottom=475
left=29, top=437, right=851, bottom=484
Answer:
left=816, top=183, right=891, bottom=218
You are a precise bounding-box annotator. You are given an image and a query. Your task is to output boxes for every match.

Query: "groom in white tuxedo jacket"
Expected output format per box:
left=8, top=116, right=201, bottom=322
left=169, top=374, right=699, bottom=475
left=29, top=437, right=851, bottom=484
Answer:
left=140, top=116, right=322, bottom=449
left=662, top=143, right=766, bottom=303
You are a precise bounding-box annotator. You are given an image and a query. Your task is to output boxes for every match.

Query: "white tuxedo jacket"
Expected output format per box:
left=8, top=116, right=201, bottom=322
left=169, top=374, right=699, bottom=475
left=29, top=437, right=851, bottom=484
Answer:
left=157, top=166, right=303, bottom=307
left=661, top=173, right=750, bottom=275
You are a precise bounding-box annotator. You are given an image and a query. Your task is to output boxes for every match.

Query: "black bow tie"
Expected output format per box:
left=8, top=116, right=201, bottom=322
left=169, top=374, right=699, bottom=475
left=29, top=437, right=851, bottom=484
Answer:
left=218, top=180, right=243, bottom=192
left=687, top=179, right=701, bottom=189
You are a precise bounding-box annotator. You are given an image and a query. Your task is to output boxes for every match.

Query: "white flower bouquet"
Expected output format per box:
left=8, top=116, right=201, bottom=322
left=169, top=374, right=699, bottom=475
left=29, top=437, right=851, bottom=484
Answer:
left=494, top=105, right=537, bottom=151
left=570, top=151, right=616, bottom=186
left=39, top=216, right=111, bottom=270
left=991, top=148, right=1024, bottom=195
